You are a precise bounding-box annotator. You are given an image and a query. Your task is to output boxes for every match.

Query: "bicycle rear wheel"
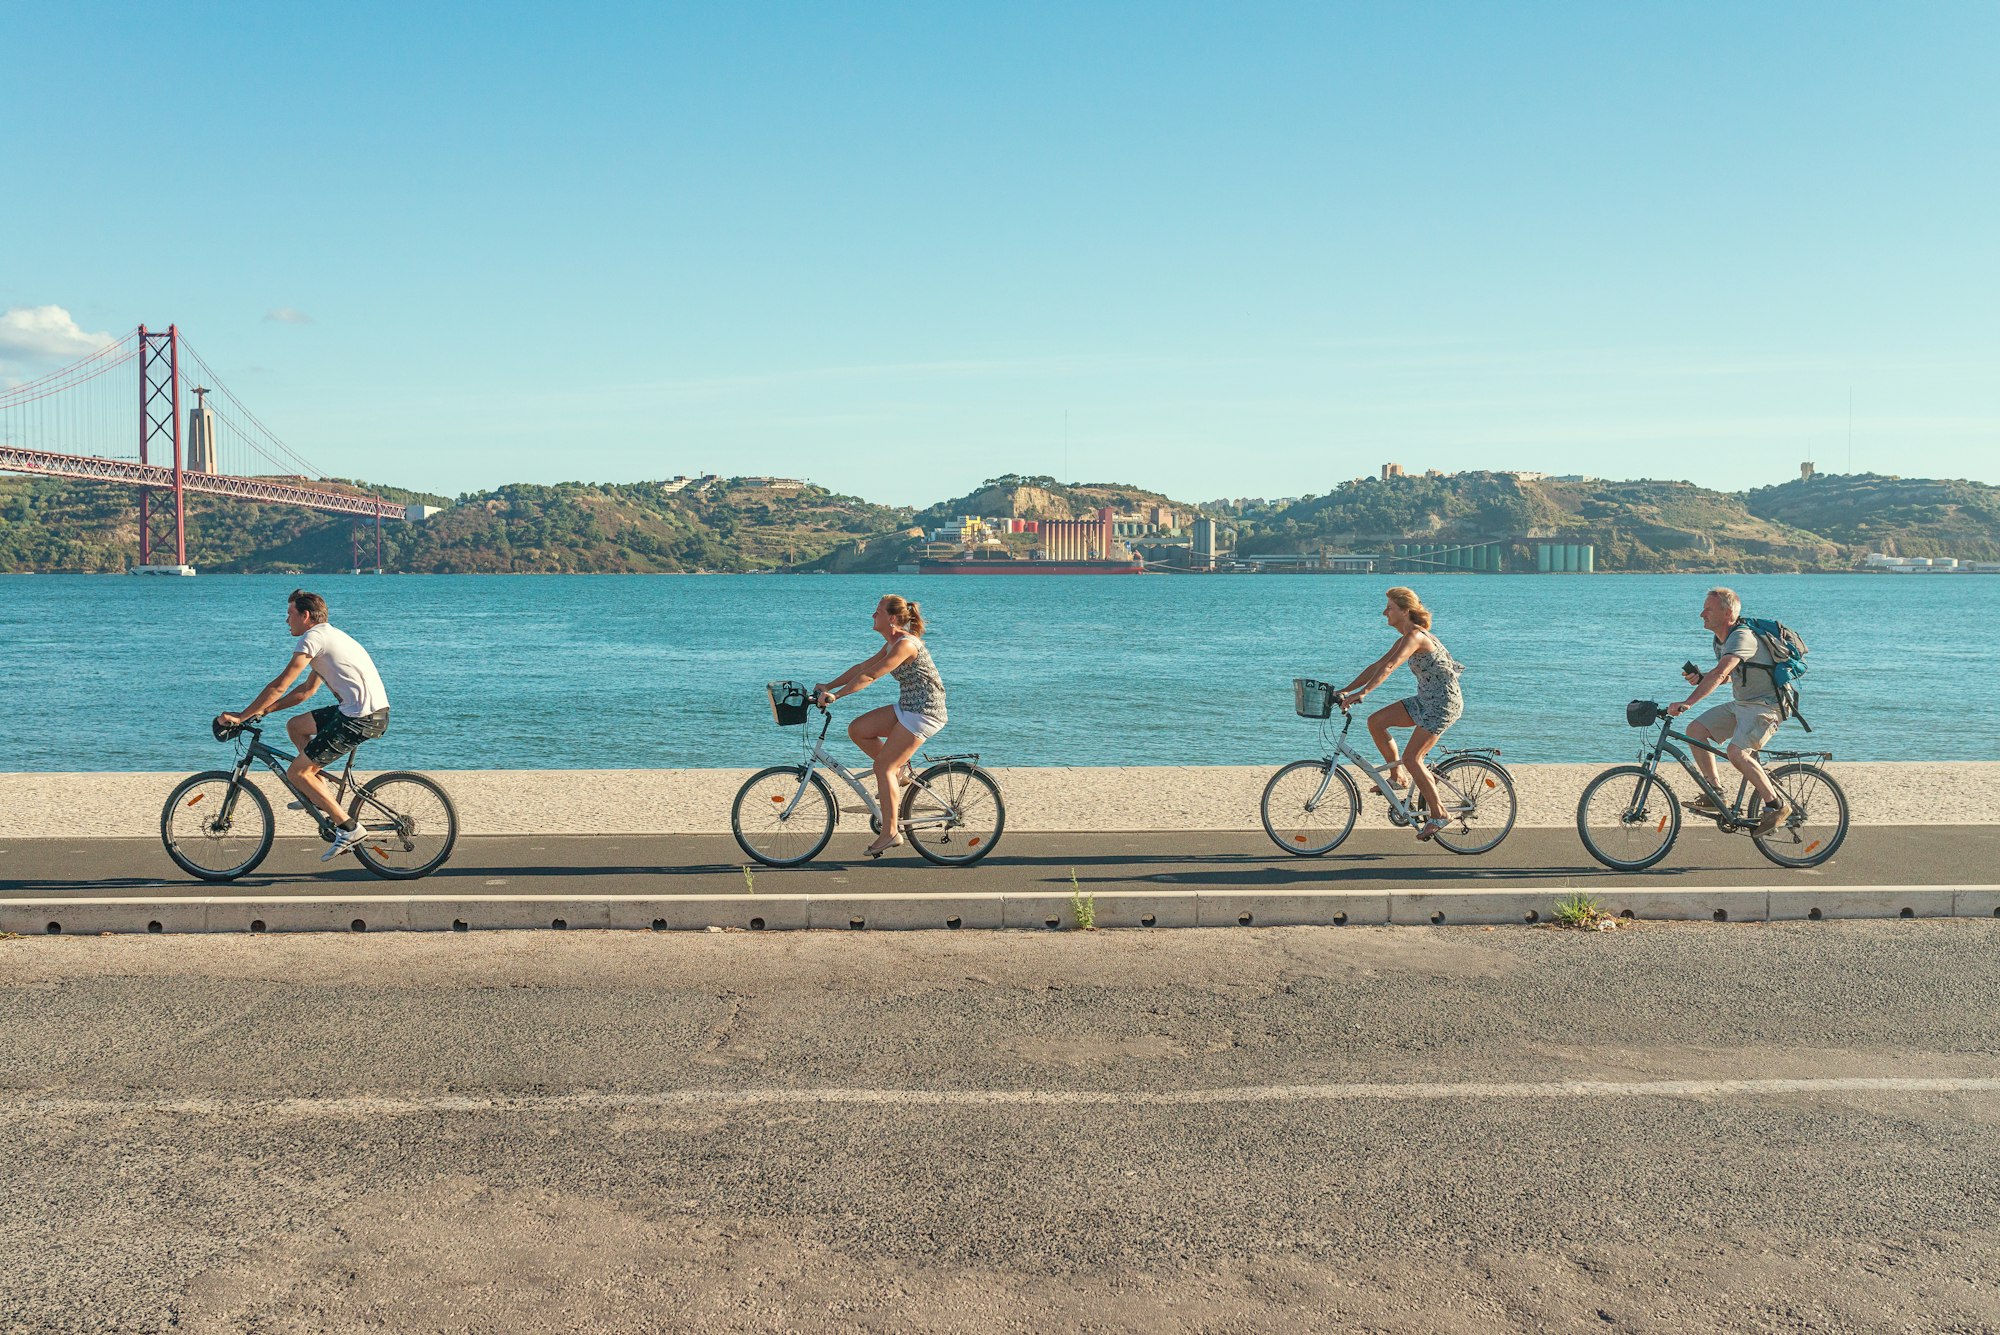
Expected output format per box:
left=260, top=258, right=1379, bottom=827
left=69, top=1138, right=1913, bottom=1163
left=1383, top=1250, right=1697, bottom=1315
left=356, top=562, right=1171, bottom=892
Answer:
left=1260, top=760, right=1360, bottom=856
left=901, top=761, right=1005, bottom=866
left=1576, top=765, right=1681, bottom=872
left=1429, top=756, right=1518, bottom=855
left=351, top=772, right=460, bottom=880
left=1751, top=763, right=1850, bottom=869
left=733, top=766, right=837, bottom=867
left=161, top=771, right=274, bottom=882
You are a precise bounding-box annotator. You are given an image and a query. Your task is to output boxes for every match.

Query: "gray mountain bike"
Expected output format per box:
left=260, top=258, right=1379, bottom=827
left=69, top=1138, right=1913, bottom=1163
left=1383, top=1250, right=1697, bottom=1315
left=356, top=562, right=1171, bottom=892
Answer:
left=731, top=682, right=1005, bottom=868
left=1576, top=699, right=1847, bottom=871
left=161, top=715, right=458, bottom=882
left=1261, top=679, right=1518, bottom=856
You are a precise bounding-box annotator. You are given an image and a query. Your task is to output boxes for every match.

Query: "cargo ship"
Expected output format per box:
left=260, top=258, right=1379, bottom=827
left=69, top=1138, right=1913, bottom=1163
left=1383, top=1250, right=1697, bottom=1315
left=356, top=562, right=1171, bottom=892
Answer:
left=918, top=555, right=1146, bottom=575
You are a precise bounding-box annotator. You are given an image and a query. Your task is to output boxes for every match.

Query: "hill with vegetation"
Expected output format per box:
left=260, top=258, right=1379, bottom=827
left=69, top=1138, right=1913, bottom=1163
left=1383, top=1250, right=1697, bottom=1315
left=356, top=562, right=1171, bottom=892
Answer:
left=1745, top=473, right=2000, bottom=561
left=1233, top=471, right=1845, bottom=572
left=0, top=475, right=907, bottom=574
left=6, top=467, right=2000, bottom=575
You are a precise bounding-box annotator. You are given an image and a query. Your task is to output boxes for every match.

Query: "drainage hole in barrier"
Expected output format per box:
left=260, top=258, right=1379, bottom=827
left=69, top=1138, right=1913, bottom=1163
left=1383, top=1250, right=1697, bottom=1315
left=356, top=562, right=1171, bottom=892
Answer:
left=750, top=917, right=766, bottom=931
left=1140, top=914, right=1157, bottom=927
left=452, top=919, right=469, bottom=932
left=1994, top=906, right=2000, bottom=918
left=1808, top=907, right=1823, bottom=921
left=650, top=919, right=667, bottom=931
left=351, top=919, right=367, bottom=932
left=551, top=918, right=568, bottom=930
left=1524, top=910, right=1539, bottom=923
left=250, top=919, right=267, bottom=933
left=1900, top=906, right=1914, bottom=918
left=1237, top=911, right=1254, bottom=926
left=945, top=916, right=962, bottom=930
left=1712, top=909, right=1728, bottom=922
left=1430, top=911, right=1446, bottom=925
left=1619, top=909, right=1634, bottom=919
left=1045, top=916, right=1060, bottom=930
left=849, top=918, right=866, bottom=930
left=1333, top=912, right=1347, bottom=926
left=147, top=920, right=163, bottom=934
left=45, top=922, right=60, bottom=935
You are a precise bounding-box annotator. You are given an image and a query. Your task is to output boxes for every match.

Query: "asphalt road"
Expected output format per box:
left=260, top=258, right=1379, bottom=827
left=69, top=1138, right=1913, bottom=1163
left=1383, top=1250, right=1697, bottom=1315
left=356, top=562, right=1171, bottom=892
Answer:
left=4, top=923, right=1999, bottom=1332
left=4, top=825, right=1998, bottom=900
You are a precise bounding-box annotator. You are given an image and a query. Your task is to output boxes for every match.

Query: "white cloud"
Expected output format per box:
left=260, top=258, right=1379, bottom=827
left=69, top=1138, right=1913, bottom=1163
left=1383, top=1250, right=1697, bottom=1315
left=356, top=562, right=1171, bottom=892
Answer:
left=264, top=307, right=312, bottom=324
left=0, top=305, right=116, bottom=360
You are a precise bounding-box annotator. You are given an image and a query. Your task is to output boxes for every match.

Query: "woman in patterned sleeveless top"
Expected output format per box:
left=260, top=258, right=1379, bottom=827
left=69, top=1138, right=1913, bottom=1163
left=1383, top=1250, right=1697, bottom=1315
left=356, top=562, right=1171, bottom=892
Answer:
left=812, top=594, right=948, bottom=857
left=1330, top=586, right=1466, bottom=842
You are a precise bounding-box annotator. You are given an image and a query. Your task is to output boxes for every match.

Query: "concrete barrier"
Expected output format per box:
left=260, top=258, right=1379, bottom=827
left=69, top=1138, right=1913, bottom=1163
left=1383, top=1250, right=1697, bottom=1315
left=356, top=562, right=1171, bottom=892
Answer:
left=9, top=886, right=1996, bottom=936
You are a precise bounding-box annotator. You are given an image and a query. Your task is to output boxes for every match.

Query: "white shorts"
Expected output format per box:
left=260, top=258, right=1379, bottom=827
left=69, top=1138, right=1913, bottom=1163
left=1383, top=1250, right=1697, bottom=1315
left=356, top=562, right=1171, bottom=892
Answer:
left=1695, top=701, right=1781, bottom=753
left=893, top=705, right=946, bottom=742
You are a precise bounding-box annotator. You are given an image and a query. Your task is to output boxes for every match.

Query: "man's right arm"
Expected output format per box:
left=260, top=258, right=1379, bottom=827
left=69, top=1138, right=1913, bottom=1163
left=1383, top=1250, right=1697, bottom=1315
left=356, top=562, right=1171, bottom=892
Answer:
left=1670, top=655, right=1741, bottom=716
left=223, top=653, right=315, bottom=724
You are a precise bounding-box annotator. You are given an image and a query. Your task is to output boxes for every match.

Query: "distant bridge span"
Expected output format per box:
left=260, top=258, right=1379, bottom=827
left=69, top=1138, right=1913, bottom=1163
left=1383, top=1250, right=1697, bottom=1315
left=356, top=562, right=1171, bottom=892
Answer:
left=0, top=445, right=406, bottom=522
left=0, top=324, right=413, bottom=569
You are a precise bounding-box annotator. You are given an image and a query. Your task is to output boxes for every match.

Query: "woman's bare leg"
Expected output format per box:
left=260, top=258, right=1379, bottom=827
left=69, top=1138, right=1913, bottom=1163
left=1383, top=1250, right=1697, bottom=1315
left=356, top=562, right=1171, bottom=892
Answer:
left=847, top=706, right=898, bottom=764
left=868, top=722, right=924, bottom=853
left=1402, top=727, right=1445, bottom=823
left=1366, top=701, right=1415, bottom=789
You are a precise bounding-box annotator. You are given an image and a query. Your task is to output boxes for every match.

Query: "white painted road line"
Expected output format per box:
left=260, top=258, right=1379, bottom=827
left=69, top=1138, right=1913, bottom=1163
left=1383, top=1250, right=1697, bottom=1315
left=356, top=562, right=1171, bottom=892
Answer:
left=8, top=1076, right=1999, bottom=1119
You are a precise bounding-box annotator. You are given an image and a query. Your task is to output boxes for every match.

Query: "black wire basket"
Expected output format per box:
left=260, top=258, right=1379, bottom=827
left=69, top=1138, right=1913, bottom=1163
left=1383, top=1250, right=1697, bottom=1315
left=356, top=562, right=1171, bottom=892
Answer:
left=767, top=681, right=811, bottom=727
left=1294, top=678, right=1337, bottom=719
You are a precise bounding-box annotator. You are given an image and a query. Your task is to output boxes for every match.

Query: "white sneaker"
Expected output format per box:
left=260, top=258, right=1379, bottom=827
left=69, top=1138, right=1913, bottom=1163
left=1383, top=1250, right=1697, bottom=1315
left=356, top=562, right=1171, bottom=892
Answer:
left=321, top=825, right=364, bottom=861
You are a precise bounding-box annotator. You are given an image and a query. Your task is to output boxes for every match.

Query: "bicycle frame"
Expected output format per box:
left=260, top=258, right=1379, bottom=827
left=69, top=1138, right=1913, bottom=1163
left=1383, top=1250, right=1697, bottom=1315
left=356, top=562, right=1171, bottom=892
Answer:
left=219, top=724, right=390, bottom=835
left=1633, top=713, right=1831, bottom=826
left=1299, top=708, right=1481, bottom=824
left=774, top=708, right=971, bottom=833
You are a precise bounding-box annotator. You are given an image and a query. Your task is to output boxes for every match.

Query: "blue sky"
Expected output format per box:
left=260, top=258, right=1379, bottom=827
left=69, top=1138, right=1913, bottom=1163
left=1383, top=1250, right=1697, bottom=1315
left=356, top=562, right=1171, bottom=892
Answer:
left=4, top=2, right=1995, bottom=506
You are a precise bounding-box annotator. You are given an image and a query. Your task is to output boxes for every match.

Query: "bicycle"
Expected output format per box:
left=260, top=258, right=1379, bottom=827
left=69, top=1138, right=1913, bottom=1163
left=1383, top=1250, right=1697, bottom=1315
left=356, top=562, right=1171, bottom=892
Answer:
left=1260, top=678, right=1518, bottom=856
left=1575, top=699, right=1848, bottom=872
left=730, top=681, right=1006, bottom=868
left=160, top=715, right=459, bottom=882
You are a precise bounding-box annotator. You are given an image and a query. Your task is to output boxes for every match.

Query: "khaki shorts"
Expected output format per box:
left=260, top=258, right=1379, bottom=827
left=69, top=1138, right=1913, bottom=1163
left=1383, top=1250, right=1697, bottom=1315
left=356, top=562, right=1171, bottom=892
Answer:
left=1694, top=701, right=1780, bottom=753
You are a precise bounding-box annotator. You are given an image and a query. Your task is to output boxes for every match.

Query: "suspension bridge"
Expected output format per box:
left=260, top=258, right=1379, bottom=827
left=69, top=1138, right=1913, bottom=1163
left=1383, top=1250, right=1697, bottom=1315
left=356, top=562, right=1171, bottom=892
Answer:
left=0, top=324, right=417, bottom=574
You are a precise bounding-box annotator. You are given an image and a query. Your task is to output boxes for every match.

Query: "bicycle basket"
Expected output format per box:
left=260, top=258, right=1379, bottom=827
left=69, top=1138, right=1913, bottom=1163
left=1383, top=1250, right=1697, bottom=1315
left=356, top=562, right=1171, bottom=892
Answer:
left=1294, top=678, right=1337, bottom=719
left=1626, top=700, right=1662, bottom=728
left=767, top=680, right=811, bottom=727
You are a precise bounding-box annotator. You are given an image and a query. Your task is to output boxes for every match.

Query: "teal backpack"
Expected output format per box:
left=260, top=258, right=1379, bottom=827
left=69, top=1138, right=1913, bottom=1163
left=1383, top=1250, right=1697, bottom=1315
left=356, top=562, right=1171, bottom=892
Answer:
left=1737, top=616, right=1810, bottom=729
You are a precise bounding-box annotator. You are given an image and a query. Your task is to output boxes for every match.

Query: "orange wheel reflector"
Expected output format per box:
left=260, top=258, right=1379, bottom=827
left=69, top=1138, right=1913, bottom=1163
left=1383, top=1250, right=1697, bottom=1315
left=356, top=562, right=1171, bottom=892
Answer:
left=369, top=845, right=389, bottom=857
left=1294, top=834, right=1309, bottom=844
left=1656, top=814, right=1669, bottom=833
left=186, top=794, right=205, bottom=807
left=771, top=795, right=785, bottom=803
left=1485, top=779, right=1496, bottom=789
left=1804, top=840, right=1822, bottom=855
left=968, top=837, right=982, bottom=847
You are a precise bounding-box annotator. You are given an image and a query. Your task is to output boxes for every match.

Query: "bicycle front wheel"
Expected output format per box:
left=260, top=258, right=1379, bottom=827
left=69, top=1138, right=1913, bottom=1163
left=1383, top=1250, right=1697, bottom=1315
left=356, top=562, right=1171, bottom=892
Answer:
left=1751, top=763, right=1850, bottom=869
left=1429, top=756, right=1518, bottom=856
left=1260, top=760, right=1360, bottom=856
left=161, top=771, right=275, bottom=882
left=901, top=761, right=1005, bottom=866
left=351, top=772, right=460, bottom=880
left=1576, top=765, right=1681, bottom=872
left=733, top=766, right=836, bottom=867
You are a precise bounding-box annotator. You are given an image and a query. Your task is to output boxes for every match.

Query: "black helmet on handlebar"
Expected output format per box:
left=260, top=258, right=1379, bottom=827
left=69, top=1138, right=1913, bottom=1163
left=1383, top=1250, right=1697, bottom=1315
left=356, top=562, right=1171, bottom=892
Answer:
left=212, top=715, right=259, bottom=743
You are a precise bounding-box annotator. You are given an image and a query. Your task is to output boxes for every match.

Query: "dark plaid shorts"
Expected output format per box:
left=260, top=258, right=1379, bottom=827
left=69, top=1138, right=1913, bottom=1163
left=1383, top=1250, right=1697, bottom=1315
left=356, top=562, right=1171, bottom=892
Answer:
left=303, top=705, right=389, bottom=764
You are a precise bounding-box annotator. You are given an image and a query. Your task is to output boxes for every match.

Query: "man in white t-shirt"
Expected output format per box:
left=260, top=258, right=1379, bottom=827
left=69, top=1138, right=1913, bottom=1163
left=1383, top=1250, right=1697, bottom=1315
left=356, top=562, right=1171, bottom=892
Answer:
left=219, top=589, right=391, bottom=860
left=1666, top=586, right=1789, bottom=833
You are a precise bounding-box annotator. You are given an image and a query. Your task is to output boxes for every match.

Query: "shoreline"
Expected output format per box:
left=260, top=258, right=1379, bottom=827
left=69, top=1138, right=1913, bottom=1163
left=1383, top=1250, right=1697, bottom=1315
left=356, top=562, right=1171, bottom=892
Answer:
left=3, top=762, right=1993, bottom=839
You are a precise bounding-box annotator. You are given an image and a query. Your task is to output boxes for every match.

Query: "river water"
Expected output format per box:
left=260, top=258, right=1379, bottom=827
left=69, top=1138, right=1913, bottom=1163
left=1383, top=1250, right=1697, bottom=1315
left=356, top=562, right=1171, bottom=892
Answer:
left=1, top=572, right=1990, bottom=771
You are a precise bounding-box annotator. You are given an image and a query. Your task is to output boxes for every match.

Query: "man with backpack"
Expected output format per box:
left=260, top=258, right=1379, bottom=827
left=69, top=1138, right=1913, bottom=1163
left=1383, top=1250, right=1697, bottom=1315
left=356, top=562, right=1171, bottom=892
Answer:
left=1666, top=586, right=1794, bottom=833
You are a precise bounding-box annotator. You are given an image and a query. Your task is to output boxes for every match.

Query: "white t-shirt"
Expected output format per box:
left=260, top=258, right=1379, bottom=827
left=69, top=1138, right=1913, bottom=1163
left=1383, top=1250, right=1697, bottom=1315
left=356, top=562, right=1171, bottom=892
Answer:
left=294, top=623, right=390, bottom=718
